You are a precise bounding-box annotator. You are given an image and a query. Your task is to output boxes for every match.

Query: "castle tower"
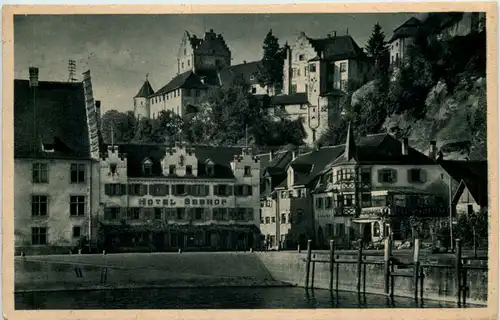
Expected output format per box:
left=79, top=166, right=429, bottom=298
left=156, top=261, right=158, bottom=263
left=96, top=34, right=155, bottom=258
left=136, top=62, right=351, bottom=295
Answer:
left=133, top=75, right=154, bottom=119
left=306, top=53, right=329, bottom=143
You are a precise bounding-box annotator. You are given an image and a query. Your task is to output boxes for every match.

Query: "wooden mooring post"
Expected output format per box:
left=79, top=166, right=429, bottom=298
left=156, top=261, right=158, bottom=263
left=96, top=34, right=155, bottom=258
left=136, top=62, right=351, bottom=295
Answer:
left=329, top=240, right=335, bottom=291
left=356, top=239, right=363, bottom=294
left=304, top=239, right=312, bottom=289
left=455, top=239, right=462, bottom=306
left=413, top=239, right=421, bottom=300
left=384, top=236, right=391, bottom=295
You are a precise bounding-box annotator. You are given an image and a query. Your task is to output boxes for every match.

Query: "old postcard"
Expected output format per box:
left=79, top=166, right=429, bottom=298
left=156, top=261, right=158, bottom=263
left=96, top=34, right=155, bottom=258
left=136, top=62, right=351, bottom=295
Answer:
left=2, top=3, right=498, bottom=320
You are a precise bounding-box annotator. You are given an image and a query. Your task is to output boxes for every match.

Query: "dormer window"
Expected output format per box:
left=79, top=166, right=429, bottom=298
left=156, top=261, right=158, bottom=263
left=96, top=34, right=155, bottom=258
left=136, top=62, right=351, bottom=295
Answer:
left=143, top=158, right=153, bottom=176
left=250, top=75, right=255, bottom=80
left=169, top=165, right=176, bottom=175
left=109, top=164, right=117, bottom=176
left=244, top=166, right=251, bottom=176
left=42, top=143, right=55, bottom=153
left=186, top=165, right=193, bottom=176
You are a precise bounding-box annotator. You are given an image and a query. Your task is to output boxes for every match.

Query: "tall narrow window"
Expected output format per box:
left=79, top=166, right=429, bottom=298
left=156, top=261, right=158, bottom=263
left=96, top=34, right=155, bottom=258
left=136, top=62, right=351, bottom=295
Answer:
left=169, top=165, right=176, bottom=175
left=32, top=195, right=48, bottom=216
left=70, top=164, right=85, bottom=183
left=70, top=196, right=86, bottom=216
left=32, top=227, right=47, bottom=245
left=72, top=226, right=81, bottom=238
left=186, top=165, right=193, bottom=176
left=244, top=166, right=251, bottom=176
left=32, top=163, right=48, bottom=183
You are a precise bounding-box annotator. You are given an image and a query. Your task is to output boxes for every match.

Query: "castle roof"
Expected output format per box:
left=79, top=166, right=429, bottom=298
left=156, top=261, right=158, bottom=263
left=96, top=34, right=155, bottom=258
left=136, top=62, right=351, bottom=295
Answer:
left=269, top=92, right=309, bottom=106
left=191, top=29, right=231, bottom=59
left=14, top=79, right=91, bottom=160
left=154, top=71, right=209, bottom=96
left=307, top=35, right=368, bottom=61
left=390, top=17, right=421, bottom=42
left=135, top=79, right=154, bottom=98
left=219, top=61, right=263, bottom=88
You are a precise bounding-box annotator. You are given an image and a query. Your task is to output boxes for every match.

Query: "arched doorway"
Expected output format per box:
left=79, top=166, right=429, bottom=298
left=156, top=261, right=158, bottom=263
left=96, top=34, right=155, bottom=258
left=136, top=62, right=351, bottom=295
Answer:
left=317, top=226, right=324, bottom=248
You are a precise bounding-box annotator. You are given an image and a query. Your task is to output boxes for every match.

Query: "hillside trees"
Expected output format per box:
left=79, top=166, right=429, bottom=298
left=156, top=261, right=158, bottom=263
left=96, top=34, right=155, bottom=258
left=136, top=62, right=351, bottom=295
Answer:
left=258, top=29, right=286, bottom=94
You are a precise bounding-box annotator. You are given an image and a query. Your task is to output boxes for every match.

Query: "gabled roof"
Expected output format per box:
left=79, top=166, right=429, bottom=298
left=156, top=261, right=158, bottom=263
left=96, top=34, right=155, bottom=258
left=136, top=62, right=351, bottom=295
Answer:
left=14, top=79, right=91, bottom=160
left=307, top=35, right=368, bottom=61
left=219, top=61, right=263, bottom=87
left=331, top=133, right=435, bottom=166
left=135, top=79, right=154, bottom=98
left=440, top=160, right=488, bottom=207
left=290, top=145, right=345, bottom=186
left=107, top=144, right=251, bottom=179
left=270, top=92, right=309, bottom=106
left=154, top=71, right=208, bottom=96
left=390, top=17, right=421, bottom=42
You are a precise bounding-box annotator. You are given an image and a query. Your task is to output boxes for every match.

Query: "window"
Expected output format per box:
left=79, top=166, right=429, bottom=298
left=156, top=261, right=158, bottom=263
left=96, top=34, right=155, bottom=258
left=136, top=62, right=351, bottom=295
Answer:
left=196, top=90, right=201, bottom=97
left=110, top=163, right=117, bottom=176
left=251, top=87, right=257, bottom=94
left=32, top=195, right=48, bottom=216
left=150, top=184, right=169, bottom=196
left=340, top=80, right=347, bottom=91
left=185, top=165, right=193, bottom=176
left=297, top=69, right=301, bottom=77
left=299, top=54, right=305, bottom=61
left=70, top=196, right=86, bottom=216
left=291, top=84, right=297, bottom=94
left=292, top=68, right=296, bottom=77
left=336, top=195, right=344, bottom=208
left=70, top=164, right=85, bottom=183
left=408, top=168, right=426, bottom=183
left=215, top=59, right=221, bottom=67
left=244, top=165, right=251, bottom=176
left=281, top=214, right=286, bottom=224
left=271, top=217, right=276, bottom=223
left=304, top=66, right=308, bottom=76
left=378, top=169, right=397, bottom=183
left=265, top=217, right=270, bottom=224
left=280, top=191, right=288, bottom=199
left=32, top=163, right=48, bottom=183
left=195, top=208, right=204, bottom=220
left=325, top=197, right=333, bottom=209
left=336, top=224, right=345, bottom=238
left=73, top=226, right=81, bottom=238
left=32, top=227, right=47, bottom=245
left=361, top=193, right=372, bottom=207
left=104, top=207, right=120, bottom=220
left=309, top=64, right=316, bottom=73
left=361, top=168, right=371, bottom=183
left=205, top=164, right=214, bottom=176
left=128, top=208, right=140, bottom=220
left=340, top=62, right=347, bottom=72
left=345, top=194, right=353, bottom=207
left=305, top=84, right=308, bottom=93
left=188, top=60, right=190, bottom=66
left=316, top=197, right=323, bottom=209
left=154, top=208, right=163, bottom=220
left=214, top=184, right=232, bottom=196
left=143, top=163, right=153, bottom=176
left=104, top=183, right=126, bottom=196
left=182, top=62, right=184, bottom=68
left=173, top=184, right=186, bottom=196
left=169, top=165, right=176, bottom=175
left=129, top=184, right=147, bottom=196
left=176, top=208, right=185, bottom=219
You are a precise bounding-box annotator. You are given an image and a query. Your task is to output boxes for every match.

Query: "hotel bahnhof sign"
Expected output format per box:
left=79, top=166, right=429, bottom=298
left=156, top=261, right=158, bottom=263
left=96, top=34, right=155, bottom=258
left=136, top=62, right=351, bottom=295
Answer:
left=137, top=197, right=231, bottom=207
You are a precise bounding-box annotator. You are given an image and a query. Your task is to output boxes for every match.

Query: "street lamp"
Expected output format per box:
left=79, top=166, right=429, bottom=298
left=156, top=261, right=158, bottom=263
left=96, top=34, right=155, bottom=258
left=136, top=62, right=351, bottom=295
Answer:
left=470, top=214, right=478, bottom=258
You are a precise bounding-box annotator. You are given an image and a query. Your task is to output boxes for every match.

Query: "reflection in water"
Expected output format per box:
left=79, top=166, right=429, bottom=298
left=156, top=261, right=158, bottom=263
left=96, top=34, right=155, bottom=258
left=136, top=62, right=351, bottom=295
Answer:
left=16, top=287, right=469, bottom=310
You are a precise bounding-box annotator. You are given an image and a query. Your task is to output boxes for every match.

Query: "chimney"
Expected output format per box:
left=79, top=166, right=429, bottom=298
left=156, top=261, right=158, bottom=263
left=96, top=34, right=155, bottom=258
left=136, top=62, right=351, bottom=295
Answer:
left=402, top=138, right=409, bottom=156
left=269, top=150, right=274, bottom=161
left=29, top=67, right=39, bottom=88
left=429, top=141, right=437, bottom=160
left=243, top=60, right=247, bottom=64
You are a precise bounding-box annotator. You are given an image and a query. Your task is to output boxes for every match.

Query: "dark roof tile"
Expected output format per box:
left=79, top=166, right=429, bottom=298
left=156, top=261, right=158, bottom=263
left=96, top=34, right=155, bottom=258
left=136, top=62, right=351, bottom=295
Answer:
left=308, top=35, right=368, bottom=61
left=135, top=79, right=154, bottom=98
left=14, top=79, right=91, bottom=159
left=270, top=92, right=309, bottom=106
left=219, top=61, right=263, bottom=87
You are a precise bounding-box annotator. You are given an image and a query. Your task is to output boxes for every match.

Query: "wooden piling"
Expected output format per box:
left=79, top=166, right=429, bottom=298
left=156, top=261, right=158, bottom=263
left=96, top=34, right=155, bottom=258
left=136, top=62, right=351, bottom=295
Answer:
left=335, top=256, right=340, bottom=292
left=356, top=239, right=363, bottom=293
left=384, top=237, right=391, bottom=295
left=329, top=240, right=335, bottom=291
left=455, top=239, right=462, bottom=306
left=305, top=239, right=312, bottom=289
left=420, top=268, right=424, bottom=300
left=413, top=239, right=421, bottom=300
left=462, top=262, right=468, bottom=306
left=311, top=261, right=316, bottom=289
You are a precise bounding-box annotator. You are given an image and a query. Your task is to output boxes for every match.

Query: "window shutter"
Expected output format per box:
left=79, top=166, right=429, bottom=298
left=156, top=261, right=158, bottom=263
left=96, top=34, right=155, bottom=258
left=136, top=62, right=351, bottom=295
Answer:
left=247, top=185, right=253, bottom=196
left=141, top=184, right=148, bottom=196
left=377, top=170, right=383, bottom=183
left=120, top=184, right=127, bottom=196
left=419, top=170, right=427, bottom=183
left=227, top=185, right=233, bottom=196
left=204, top=185, right=209, bottom=196
left=165, top=185, right=170, bottom=195
left=186, top=185, right=192, bottom=195
left=213, top=185, right=218, bottom=196
left=104, top=184, right=111, bottom=196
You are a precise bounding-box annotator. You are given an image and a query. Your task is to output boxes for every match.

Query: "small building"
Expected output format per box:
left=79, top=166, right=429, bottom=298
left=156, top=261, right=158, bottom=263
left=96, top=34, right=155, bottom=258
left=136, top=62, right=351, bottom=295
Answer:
left=14, top=67, right=101, bottom=254
left=98, top=142, right=261, bottom=252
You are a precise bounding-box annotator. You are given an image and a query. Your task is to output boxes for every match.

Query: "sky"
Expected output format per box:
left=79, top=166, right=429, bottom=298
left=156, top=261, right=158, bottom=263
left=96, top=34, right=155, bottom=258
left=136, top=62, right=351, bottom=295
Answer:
left=14, top=13, right=424, bottom=112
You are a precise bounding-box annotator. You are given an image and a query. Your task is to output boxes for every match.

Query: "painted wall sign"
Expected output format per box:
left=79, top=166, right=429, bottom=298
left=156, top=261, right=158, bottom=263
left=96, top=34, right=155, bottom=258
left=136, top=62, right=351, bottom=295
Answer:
left=137, top=197, right=229, bottom=207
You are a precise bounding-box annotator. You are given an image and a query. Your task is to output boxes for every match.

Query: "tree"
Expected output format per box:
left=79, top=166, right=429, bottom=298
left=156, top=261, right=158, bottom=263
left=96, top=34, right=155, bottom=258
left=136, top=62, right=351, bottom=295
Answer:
left=365, top=23, right=389, bottom=65
left=100, top=110, right=136, bottom=144
left=151, top=110, right=184, bottom=143
left=258, top=29, right=285, bottom=92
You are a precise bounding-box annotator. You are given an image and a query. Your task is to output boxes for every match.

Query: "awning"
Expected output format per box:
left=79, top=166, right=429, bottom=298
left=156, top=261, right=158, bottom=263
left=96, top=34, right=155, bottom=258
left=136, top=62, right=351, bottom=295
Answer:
left=351, top=218, right=380, bottom=224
